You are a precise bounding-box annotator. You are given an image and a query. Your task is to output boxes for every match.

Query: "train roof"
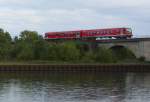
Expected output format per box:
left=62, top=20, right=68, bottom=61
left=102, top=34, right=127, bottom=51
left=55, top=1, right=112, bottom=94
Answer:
left=45, top=27, right=131, bottom=34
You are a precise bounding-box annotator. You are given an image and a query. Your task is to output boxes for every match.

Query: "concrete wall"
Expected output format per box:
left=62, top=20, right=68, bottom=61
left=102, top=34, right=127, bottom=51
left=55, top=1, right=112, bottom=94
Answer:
left=97, top=40, right=150, bottom=61
left=142, top=41, right=150, bottom=61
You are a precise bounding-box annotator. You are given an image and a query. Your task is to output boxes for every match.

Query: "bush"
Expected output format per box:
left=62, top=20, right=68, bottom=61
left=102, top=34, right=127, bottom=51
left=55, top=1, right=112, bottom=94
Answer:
left=0, top=28, right=138, bottom=64
left=111, top=46, right=136, bottom=61
left=16, top=42, right=34, bottom=60
left=56, top=42, right=80, bottom=61
left=94, top=47, right=116, bottom=63
left=138, top=56, right=145, bottom=62
left=81, top=51, right=95, bottom=63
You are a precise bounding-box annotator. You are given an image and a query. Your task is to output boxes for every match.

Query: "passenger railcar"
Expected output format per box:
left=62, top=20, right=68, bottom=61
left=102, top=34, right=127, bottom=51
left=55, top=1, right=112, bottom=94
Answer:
left=45, top=28, right=132, bottom=40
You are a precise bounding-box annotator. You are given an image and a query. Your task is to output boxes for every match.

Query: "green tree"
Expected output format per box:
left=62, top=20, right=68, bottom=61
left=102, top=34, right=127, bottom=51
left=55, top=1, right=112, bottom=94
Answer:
left=81, top=51, right=95, bottom=63
left=0, top=28, right=12, bottom=60
left=13, top=30, right=40, bottom=60
left=57, top=42, right=80, bottom=61
left=94, top=47, right=116, bottom=63
left=19, top=30, right=39, bottom=42
left=34, top=38, right=51, bottom=60
left=46, top=44, right=59, bottom=61
left=111, top=46, right=136, bottom=61
left=16, top=41, right=34, bottom=60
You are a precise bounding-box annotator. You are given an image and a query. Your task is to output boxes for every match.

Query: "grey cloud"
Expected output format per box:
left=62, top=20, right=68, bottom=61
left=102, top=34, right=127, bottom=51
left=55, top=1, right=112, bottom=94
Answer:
left=0, top=0, right=149, bottom=36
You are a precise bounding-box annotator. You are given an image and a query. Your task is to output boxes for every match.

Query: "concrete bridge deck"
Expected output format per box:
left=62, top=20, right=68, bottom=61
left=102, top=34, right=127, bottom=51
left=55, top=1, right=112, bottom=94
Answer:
left=85, top=38, right=150, bottom=43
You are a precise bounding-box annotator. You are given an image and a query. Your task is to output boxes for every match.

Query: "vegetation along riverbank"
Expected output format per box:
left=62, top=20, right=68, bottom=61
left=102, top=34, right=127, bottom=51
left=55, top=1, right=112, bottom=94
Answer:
left=0, top=28, right=148, bottom=64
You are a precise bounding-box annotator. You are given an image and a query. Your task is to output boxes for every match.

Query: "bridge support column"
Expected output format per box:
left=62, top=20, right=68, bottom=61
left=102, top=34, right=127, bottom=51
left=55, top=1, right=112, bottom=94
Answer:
left=128, top=41, right=150, bottom=61
left=141, top=41, right=150, bottom=61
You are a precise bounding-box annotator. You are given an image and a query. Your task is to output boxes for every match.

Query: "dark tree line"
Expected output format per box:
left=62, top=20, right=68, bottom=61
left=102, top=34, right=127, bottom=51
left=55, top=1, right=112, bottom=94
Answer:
left=0, top=28, right=137, bottom=63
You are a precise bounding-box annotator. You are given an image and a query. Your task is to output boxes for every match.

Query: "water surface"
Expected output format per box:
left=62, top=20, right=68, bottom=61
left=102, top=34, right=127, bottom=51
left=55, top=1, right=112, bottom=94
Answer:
left=0, top=72, right=149, bottom=102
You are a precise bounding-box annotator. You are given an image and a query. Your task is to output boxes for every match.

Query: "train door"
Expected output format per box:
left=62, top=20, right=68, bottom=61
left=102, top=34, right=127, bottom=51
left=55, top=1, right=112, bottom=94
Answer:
left=120, top=28, right=124, bottom=36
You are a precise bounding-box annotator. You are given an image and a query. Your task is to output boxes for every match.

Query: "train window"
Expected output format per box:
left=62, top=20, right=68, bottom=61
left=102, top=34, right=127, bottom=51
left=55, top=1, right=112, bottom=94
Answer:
left=107, top=30, right=109, bottom=34
left=93, top=32, right=96, bottom=34
left=108, top=30, right=111, bottom=34
left=64, top=33, right=69, bottom=37
left=110, top=30, right=113, bottom=33
left=88, top=32, right=91, bottom=36
left=60, top=33, right=64, bottom=36
left=87, top=32, right=90, bottom=35
left=105, top=30, right=107, bottom=34
left=106, top=30, right=109, bottom=34
left=107, top=30, right=110, bottom=34
left=76, top=32, right=80, bottom=38
left=103, top=30, right=106, bottom=34
left=76, top=32, right=80, bottom=35
left=45, top=34, right=48, bottom=38
left=89, top=32, right=92, bottom=36
left=106, top=30, right=108, bottom=34
left=116, top=29, right=120, bottom=32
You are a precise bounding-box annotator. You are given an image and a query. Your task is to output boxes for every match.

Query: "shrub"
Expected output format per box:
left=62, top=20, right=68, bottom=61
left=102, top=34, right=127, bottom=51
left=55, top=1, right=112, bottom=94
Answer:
left=111, top=46, right=136, bottom=61
left=94, top=47, right=116, bottom=63
left=57, top=42, right=80, bottom=61
left=138, top=56, right=145, bottom=62
left=81, top=51, right=95, bottom=63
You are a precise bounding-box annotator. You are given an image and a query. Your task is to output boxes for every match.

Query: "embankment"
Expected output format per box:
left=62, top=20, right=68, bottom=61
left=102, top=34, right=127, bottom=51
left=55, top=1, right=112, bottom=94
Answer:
left=0, top=64, right=149, bottom=72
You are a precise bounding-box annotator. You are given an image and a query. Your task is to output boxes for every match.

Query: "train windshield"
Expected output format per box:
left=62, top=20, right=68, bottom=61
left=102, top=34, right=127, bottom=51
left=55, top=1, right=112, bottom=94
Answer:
left=45, top=33, right=48, bottom=38
left=126, top=28, right=132, bottom=33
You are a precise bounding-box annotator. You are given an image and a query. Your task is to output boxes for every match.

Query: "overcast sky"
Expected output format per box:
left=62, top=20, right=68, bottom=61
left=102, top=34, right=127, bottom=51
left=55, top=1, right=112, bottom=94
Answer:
left=0, top=0, right=150, bottom=37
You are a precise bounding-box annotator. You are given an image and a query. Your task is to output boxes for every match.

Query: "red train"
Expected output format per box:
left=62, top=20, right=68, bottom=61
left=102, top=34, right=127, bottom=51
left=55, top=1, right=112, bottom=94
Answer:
left=45, top=28, right=132, bottom=40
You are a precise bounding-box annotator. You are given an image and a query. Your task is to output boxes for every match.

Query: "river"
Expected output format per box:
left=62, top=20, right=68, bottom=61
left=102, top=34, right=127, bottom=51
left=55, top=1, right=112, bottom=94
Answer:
left=0, top=72, right=149, bottom=102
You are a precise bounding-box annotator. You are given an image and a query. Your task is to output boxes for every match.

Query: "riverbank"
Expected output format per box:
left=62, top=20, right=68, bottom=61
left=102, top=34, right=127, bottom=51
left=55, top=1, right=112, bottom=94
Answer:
left=0, top=64, right=149, bottom=72
left=0, top=58, right=148, bottom=65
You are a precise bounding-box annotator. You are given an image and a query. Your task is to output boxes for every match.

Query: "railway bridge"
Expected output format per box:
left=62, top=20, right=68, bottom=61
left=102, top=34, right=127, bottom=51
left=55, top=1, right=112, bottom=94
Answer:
left=89, top=38, right=150, bottom=61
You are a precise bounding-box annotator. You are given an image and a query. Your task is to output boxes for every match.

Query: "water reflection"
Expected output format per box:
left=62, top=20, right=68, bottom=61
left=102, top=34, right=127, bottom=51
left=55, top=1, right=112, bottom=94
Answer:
left=0, top=72, right=149, bottom=102
left=125, top=73, right=150, bottom=102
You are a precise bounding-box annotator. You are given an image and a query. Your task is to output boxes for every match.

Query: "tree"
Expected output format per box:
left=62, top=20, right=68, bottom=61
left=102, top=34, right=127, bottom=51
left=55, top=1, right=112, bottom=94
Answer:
left=94, top=47, right=116, bottom=63
left=57, top=42, right=80, bottom=61
left=12, top=30, right=41, bottom=61
left=34, top=39, right=51, bottom=60
left=81, top=51, right=95, bottom=63
left=111, top=46, right=136, bottom=61
left=16, top=41, right=34, bottom=60
left=19, top=30, right=39, bottom=42
left=0, top=28, right=12, bottom=60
